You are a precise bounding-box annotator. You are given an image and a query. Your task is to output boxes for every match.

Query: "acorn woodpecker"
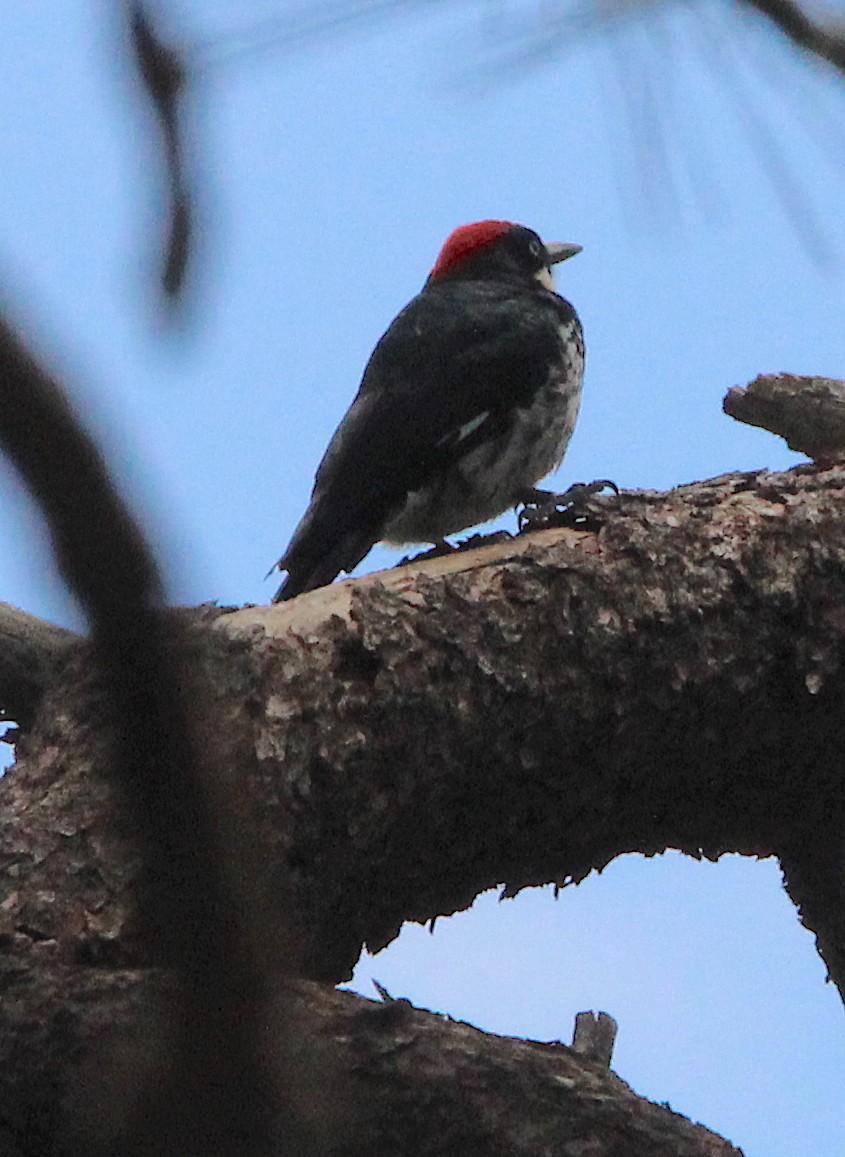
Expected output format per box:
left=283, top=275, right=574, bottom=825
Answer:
left=271, top=219, right=584, bottom=601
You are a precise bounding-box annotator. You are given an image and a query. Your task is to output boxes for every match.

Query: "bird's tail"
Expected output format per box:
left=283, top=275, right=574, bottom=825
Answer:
left=271, top=525, right=377, bottom=602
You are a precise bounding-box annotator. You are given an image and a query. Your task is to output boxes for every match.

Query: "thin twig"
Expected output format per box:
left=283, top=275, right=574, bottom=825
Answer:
left=128, top=2, right=193, bottom=304
left=745, top=0, right=845, bottom=73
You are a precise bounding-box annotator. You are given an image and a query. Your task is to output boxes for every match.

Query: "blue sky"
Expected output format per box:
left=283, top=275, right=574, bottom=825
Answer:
left=1, top=2, right=844, bottom=1153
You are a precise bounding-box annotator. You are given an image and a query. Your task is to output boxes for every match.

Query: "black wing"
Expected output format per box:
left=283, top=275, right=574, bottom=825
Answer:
left=273, top=279, right=576, bottom=600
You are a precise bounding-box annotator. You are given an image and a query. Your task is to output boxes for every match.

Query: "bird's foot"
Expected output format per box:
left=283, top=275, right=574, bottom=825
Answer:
left=398, top=539, right=457, bottom=566
left=398, top=530, right=513, bottom=567
left=518, top=480, right=620, bottom=533
left=454, top=530, right=513, bottom=551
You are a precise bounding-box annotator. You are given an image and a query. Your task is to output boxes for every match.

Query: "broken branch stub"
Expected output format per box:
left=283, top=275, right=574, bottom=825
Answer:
left=724, top=374, right=845, bottom=463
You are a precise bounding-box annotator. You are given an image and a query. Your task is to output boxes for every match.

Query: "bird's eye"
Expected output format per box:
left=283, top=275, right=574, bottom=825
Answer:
left=529, top=239, right=543, bottom=258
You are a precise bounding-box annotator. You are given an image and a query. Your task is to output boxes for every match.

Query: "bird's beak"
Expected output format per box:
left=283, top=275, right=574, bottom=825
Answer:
left=545, top=242, right=582, bottom=266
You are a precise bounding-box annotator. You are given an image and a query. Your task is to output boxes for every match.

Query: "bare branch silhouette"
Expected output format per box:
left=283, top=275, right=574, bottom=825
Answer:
left=747, top=0, right=845, bottom=71
left=128, top=1, right=193, bottom=304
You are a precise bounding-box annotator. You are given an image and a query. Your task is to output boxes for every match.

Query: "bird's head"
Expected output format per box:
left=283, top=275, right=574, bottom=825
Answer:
left=427, top=220, right=581, bottom=290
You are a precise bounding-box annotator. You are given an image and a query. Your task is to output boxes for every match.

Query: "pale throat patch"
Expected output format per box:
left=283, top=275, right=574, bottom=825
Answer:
left=535, top=266, right=555, bottom=291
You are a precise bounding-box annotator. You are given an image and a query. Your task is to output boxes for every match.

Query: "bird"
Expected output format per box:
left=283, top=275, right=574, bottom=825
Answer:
left=271, top=219, right=584, bottom=602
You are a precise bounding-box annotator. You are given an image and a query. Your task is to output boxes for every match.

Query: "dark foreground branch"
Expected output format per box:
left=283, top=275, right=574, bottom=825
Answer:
left=0, top=315, right=306, bottom=1155
left=746, top=0, right=845, bottom=73
left=128, top=2, right=193, bottom=304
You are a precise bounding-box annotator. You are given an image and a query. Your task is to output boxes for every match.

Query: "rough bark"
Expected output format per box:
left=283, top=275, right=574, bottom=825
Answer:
left=2, top=462, right=845, bottom=1152
left=0, top=600, right=77, bottom=727
left=724, top=373, right=845, bottom=462
left=572, top=1011, right=618, bottom=1068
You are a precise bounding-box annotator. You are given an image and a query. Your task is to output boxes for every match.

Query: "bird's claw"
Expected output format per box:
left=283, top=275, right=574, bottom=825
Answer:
left=398, top=530, right=513, bottom=567
left=518, top=479, right=620, bottom=532
left=398, top=540, right=456, bottom=566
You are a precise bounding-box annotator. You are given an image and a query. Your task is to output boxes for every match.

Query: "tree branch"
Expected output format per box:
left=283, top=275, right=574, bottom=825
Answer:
left=5, top=464, right=845, bottom=993
left=0, top=960, right=742, bottom=1157
left=0, top=600, right=78, bottom=727
left=745, top=0, right=845, bottom=73
left=724, top=373, right=845, bottom=462
left=4, top=460, right=843, bottom=1150
left=128, top=1, right=193, bottom=305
